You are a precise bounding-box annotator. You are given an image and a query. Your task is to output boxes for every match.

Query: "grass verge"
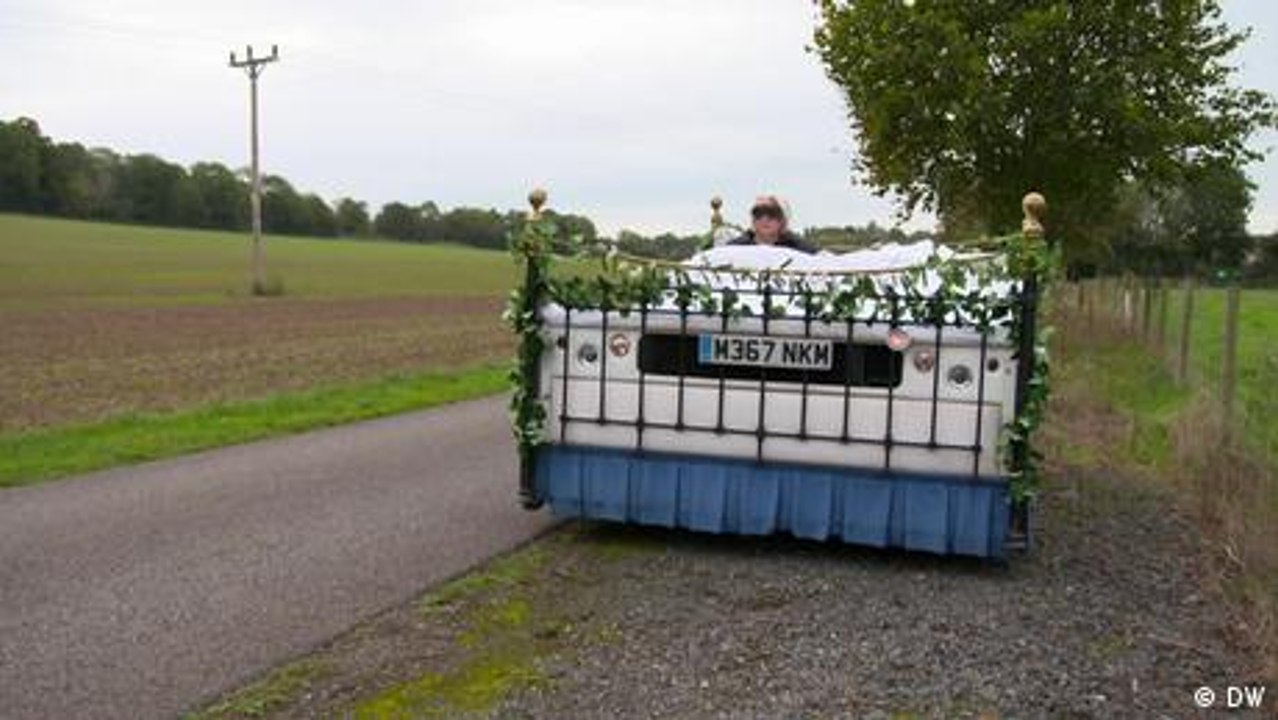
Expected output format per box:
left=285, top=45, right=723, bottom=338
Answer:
left=0, top=364, right=509, bottom=489
left=1057, top=307, right=1276, bottom=679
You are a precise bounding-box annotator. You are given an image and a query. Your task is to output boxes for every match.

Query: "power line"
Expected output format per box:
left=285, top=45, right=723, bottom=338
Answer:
left=229, top=44, right=280, bottom=296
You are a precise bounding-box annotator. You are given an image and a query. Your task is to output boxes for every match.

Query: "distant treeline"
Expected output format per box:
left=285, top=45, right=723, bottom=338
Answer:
left=1, top=115, right=960, bottom=260
left=0, top=116, right=599, bottom=250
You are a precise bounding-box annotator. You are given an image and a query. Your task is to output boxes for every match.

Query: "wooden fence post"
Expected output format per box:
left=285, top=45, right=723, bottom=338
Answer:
left=1177, top=277, right=1194, bottom=385
left=1086, top=277, right=1096, bottom=330
left=1222, top=283, right=1241, bottom=445
left=1156, top=277, right=1168, bottom=351
left=1122, top=276, right=1129, bottom=329
left=1150, top=277, right=1160, bottom=342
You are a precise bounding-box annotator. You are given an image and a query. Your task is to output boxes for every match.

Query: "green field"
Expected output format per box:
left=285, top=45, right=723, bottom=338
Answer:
left=0, top=214, right=522, bottom=485
left=0, top=213, right=517, bottom=310
left=1164, top=286, right=1278, bottom=461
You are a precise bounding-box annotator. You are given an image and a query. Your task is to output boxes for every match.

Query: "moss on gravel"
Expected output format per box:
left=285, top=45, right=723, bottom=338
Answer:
left=574, top=525, right=667, bottom=561
left=352, top=654, right=546, bottom=719
left=355, top=542, right=570, bottom=718
left=418, top=544, right=550, bottom=615
left=184, top=660, right=331, bottom=720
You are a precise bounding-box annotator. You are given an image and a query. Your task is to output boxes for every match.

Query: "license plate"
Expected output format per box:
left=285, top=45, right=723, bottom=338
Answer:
left=697, top=334, right=833, bottom=371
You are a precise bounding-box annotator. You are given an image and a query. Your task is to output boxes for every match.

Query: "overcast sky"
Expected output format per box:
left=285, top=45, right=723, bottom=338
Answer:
left=1, top=1, right=1275, bottom=236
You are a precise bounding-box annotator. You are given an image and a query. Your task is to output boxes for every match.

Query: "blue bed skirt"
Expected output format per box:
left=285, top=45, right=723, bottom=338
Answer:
left=534, top=445, right=1012, bottom=559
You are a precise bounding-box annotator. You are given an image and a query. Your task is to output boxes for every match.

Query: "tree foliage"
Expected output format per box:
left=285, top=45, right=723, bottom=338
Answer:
left=804, top=221, right=933, bottom=251
left=0, top=117, right=45, bottom=211
left=1107, top=159, right=1254, bottom=275
left=614, top=230, right=702, bottom=260
left=1247, top=232, right=1278, bottom=283
left=4, top=114, right=976, bottom=257
left=813, top=0, right=1276, bottom=263
left=334, top=197, right=371, bottom=237
left=0, top=116, right=337, bottom=237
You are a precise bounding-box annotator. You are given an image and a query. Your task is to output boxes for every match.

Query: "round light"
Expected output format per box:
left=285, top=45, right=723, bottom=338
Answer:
left=986, top=358, right=1000, bottom=373
left=608, top=333, right=631, bottom=358
left=913, top=349, right=936, bottom=373
left=577, top=343, right=599, bottom=364
left=886, top=328, right=913, bottom=352
left=947, top=364, right=973, bottom=387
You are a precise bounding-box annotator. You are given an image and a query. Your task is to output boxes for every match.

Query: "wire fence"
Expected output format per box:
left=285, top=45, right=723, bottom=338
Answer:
left=1069, top=276, right=1277, bottom=465
left=1068, top=277, right=1278, bottom=673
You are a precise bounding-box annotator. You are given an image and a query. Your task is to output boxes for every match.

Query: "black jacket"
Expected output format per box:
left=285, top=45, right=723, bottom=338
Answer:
left=728, top=230, right=819, bottom=254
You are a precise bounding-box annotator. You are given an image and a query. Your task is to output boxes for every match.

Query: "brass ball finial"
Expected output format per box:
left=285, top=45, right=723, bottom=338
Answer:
left=1022, top=191, right=1046, bottom=239
left=710, top=196, right=724, bottom=228
left=528, top=188, right=548, bottom=220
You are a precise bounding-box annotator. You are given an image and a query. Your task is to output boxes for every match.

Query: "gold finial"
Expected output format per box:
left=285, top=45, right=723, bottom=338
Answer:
left=710, top=196, right=724, bottom=228
left=528, top=188, right=547, bottom=220
left=1021, top=191, right=1046, bottom=239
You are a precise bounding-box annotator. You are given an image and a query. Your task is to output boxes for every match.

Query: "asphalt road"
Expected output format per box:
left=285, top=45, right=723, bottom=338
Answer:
left=0, top=396, right=555, bottom=720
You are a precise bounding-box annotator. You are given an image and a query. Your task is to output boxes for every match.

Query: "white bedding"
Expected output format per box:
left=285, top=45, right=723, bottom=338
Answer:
left=675, top=241, right=1016, bottom=319
left=689, top=239, right=958, bottom=274
left=545, top=240, right=1017, bottom=329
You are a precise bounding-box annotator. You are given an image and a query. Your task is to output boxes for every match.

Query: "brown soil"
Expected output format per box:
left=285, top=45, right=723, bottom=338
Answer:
left=0, top=296, right=512, bottom=431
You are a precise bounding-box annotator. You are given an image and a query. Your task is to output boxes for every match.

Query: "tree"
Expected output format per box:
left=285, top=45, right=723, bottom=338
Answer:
left=1246, top=232, right=1278, bottom=283
left=86, top=148, right=126, bottom=221
left=301, top=193, right=337, bottom=237
left=813, top=1, right=1276, bottom=262
left=334, top=198, right=371, bottom=237
left=615, top=229, right=700, bottom=260
left=1106, top=160, right=1253, bottom=275
left=418, top=201, right=442, bottom=240
left=172, top=173, right=209, bottom=228
left=40, top=141, right=97, bottom=217
left=1162, top=160, right=1253, bottom=271
left=374, top=202, right=423, bottom=241
left=0, top=117, right=47, bottom=211
left=440, top=207, right=506, bottom=248
left=261, top=175, right=308, bottom=235
left=190, top=162, right=248, bottom=230
left=116, top=154, right=188, bottom=225
left=805, top=221, right=934, bottom=251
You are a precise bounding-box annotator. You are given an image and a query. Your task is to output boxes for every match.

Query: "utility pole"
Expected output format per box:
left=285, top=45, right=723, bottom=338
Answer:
left=229, top=44, right=280, bottom=295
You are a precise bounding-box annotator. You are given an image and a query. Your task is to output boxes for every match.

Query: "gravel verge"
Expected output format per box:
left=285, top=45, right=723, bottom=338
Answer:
left=193, top=481, right=1265, bottom=718
left=192, top=371, right=1269, bottom=720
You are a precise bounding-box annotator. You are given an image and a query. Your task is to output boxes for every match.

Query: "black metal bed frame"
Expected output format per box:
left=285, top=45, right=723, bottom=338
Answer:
left=540, top=279, right=1032, bottom=479
left=512, top=191, right=1047, bottom=553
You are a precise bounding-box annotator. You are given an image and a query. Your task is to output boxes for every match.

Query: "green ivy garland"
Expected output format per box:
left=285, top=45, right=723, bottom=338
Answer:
left=505, top=220, right=1056, bottom=503
left=502, top=215, right=556, bottom=505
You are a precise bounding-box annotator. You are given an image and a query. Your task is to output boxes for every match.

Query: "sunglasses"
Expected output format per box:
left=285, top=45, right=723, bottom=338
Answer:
left=751, top=205, right=783, bottom=221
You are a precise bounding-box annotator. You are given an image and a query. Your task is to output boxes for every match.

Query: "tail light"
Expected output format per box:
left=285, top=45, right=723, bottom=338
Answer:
left=886, top=328, right=912, bottom=352
left=913, top=349, right=936, bottom=373
left=608, top=333, right=631, bottom=358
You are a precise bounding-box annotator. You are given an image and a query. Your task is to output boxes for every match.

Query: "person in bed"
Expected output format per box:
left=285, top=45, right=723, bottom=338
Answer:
left=729, top=195, right=818, bottom=254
